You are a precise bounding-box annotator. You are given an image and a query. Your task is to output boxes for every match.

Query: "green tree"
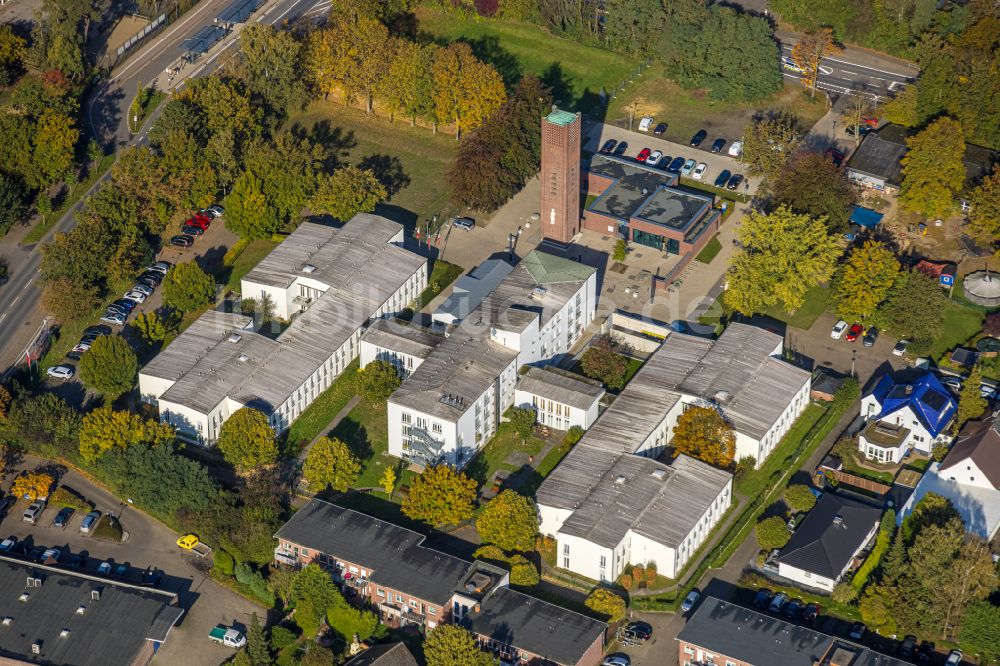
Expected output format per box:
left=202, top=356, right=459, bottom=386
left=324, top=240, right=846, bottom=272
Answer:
left=30, top=109, right=78, bottom=187
left=401, top=465, right=476, bottom=526
left=226, top=171, right=280, bottom=239
left=312, top=165, right=386, bottom=222
left=505, top=406, right=536, bottom=438
left=78, top=406, right=174, bottom=462
left=326, top=601, right=379, bottom=643
left=967, top=164, right=1000, bottom=243
left=612, top=239, right=628, bottom=263
left=739, top=117, right=799, bottom=181
left=784, top=484, right=817, bottom=513
left=41, top=276, right=100, bottom=322
left=833, top=241, right=900, bottom=322
left=755, top=515, right=792, bottom=550
left=244, top=613, right=271, bottom=666
left=724, top=206, right=840, bottom=316
left=162, top=261, right=215, bottom=313
left=900, top=116, right=966, bottom=219
left=671, top=406, right=736, bottom=468
left=291, top=563, right=343, bottom=626
left=580, top=335, right=628, bottom=390
left=423, top=624, right=490, bottom=666
left=133, top=311, right=169, bottom=346
left=584, top=588, right=627, bottom=623
left=299, top=645, right=335, bottom=666
left=384, top=40, right=437, bottom=125
left=302, top=436, right=361, bottom=492
left=477, top=490, right=539, bottom=552
left=564, top=425, right=585, bottom=446
left=78, top=336, right=139, bottom=400
left=881, top=85, right=920, bottom=127
left=851, top=510, right=895, bottom=589
left=356, top=359, right=401, bottom=406
left=956, top=365, right=988, bottom=431
left=508, top=554, right=540, bottom=586
left=874, top=270, right=947, bottom=352
left=772, top=152, right=854, bottom=233
left=959, top=600, right=1000, bottom=663
left=0, top=172, right=29, bottom=236
left=859, top=584, right=899, bottom=636
left=216, top=407, right=278, bottom=472
left=234, top=24, right=306, bottom=116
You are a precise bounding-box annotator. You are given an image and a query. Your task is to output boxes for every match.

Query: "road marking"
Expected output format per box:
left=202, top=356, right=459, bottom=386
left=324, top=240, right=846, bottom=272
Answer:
left=818, top=65, right=833, bottom=75
left=10, top=296, right=18, bottom=306
left=780, top=43, right=916, bottom=79
left=111, top=0, right=222, bottom=83
left=21, top=278, right=32, bottom=291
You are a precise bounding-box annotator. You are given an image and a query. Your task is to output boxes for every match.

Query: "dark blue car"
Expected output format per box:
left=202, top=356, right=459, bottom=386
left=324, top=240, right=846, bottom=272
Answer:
left=714, top=169, right=732, bottom=188
left=667, top=156, right=686, bottom=173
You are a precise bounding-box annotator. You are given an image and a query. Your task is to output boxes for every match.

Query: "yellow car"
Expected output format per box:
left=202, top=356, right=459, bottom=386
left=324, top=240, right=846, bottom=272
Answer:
left=176, top=534, right=199, bottom=550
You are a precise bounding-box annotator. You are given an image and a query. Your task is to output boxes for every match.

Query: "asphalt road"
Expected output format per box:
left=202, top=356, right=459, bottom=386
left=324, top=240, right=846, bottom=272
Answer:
left=0, top=0, right=326, bottom=376
left=780, top=44, right=915, bottom=99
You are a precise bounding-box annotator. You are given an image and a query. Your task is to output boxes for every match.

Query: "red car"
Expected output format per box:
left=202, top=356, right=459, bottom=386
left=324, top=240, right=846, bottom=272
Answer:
left=846, top=323, right=864, bottom=342
left=636, top=147, right=651, bottom=162
left=185, top=217, right=210, bottom=230
left=861, top=115, right=879, bottom=128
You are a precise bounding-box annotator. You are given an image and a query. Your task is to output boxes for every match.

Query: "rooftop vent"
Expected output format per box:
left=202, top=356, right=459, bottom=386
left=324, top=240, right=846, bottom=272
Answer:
left=59, top=629, right=70, bottom=639
left=713, top=390, right=732, bottom=404
left=228, top=333, right=242, bottom=343
left=238, top=353, right=250, bottom=363
left=614, top=475, right=626, bottom=486
left=91, top=589, right=101, bottom=601
left=31, top=642, right=40, bottom=655
left=76, top=605, right=86, bottom=615
left=302, top=264, right=317, bottom=274
left=651, top=469, right=667, bottom=480
left=905, top=384, right=913, bottom=395
left=530, top=286, right=548, bottom=300
left=18, top=593, right=28, bottom=602
left=1, top=617, right=11, bottom=626
left=439, top=393, right=466, bottom=409
left=833, top=515, right=845, bottom=528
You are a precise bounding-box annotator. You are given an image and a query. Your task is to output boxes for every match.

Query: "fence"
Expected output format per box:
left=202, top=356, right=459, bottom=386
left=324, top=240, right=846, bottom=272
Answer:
left=815, top=465, right=892, bottom=496
left=114, top=13, right=167, bottom=61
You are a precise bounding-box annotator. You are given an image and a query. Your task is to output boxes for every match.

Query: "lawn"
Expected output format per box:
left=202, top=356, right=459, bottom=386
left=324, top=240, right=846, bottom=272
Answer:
left=416, top=259, right=464, bottom=309
left=416, top=9, right=640, bottom=113
left=695, top=235, right=723, bottom=264
left=285, top=101, right=458, bottom=225
left=329, top=398, right=398, bottom=489
left=283, top=361, right=359, bottom=447
left=927, top=300, right=984, bottom=359
left=761, top=284, right=831, bottom=331
left=224, top=239, right=279, bottom=293
left=735, top=402, right=827, bottom=498
left=466, top=424, right=546, bottom=488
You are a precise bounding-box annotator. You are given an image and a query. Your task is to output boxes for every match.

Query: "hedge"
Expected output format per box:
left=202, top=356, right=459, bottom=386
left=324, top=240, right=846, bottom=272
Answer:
left=49, top=486, right=93, bottom=512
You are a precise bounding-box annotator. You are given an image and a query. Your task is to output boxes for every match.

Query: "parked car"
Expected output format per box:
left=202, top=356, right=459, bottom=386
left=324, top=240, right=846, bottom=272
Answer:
left=146, top=262, right=171, bottom=275
left=170, top=234, right=194, bottom=248
left=667, top=156, right=685, bottom=173
left=123, top=290, right=147, bottom=303
left=97, top=561, right=111, bottom=574
left=83, top=325, right=112, bottom=337
left=22, top=500, right=46, bottom=525
left=142, top=568, right=164, bottom=587
left=690, top=129, right=708, bottom=147
left=846, top=322, right=864, bottom=342
left=899, top=636, right=917, bottom=657
left=53, top=507, right=75, bottom=529
left=681, top=590, right=701, bottom=613
left=863, top=326, right=879, bottom=347
left=204, top=204, right=224, bottom=218
left=846, top=125, right=872, bottom=138
left=981, top=383, right=996, bottom=399
left=653, top=122, right=668, bottom=136
left=114, top=563, right=128, bottom=577
left=831, top=320, right=848, bottom=339
left=656, top=155, right=672, bottom=169
left=80, top=510, right=101, bottom=534
left=625, top=621, right=652, bottom=641
left=636, top=147, right=652, bottom=162
left=112, top=299, right=138, bottom=313
left=46, top=365, right=74, bottom=380
left=100, top=312, right=128, bottom=326
left=647, top=150, right=663, bottom=164
left=0, top=497, right=14, bottom=520
left=728, top=140, right=743, bottom=157
left=638, top=116, right=653, bottom=132
left=67, top=553, right=87, bottom=569
left=892, top=340, right=908, bottom=356
left=453, top=217, right=475, bottom=231
left=681, top=158, right=697, bottom=176
left=861, top=114, right=879, bottom=128
left=940, top=377, right=963, bottom=394
left=711, top=138, right=726, bottom=153
left=825, top=147, right=847, bottom=167
left=784, top=598, right=802, bottom=619
left=781, top=56, right=806, bottom=73
left=753, top=588, right=773, bottom=608
left=130, top=283, right=154, bottom=297
left=916, top=642, right=934, bottom=663
left=693, top=162, right=708, bottom=180
left=802, top=603, right=820, bottom=625
left=0, top=537, right=15, bottom=552
left=945, top=650, right=962, bottom=666
left=602, top=654, right=630, bottom=666
left=613, top=141, right=628, bottom=156
left=40, top=548, right=62, bottom=563
left=849, top=622, right=866, bottom=640
left=181, top=225, right=205, bottom=236
left=769, top=592, right=789, bottom=613
left=714, top=169, right=732, bottom=188
left=71, top=341, right=92, bottom=355
left=600, top=139, right=618, bottom=154
left=104, top=304, right=130, bottom=318
left=726, top=173, right=745, bottom=190
left=140, top=270, right=163, bottom=285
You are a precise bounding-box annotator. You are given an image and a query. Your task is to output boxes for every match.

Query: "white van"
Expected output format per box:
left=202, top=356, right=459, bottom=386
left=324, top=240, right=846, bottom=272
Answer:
left=638, top=116, right=653, bottom=132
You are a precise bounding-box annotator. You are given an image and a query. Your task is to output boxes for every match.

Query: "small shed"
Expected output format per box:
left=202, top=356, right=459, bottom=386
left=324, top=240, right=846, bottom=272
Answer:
left=914, top=259, right=957, bottom=288
left=850, top=206, right=884, bottom=229
left=811, top=370, right=846, bottom=402
left=950, top=347, right=980, bottom=369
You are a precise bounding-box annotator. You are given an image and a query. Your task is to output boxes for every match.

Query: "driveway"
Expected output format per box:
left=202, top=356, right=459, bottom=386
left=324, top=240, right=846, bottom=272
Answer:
left=785, top=311, right=907, bottom=386
left=1, top=455, right=263, bottom=666
left=582, top=122, right=762, bottom=196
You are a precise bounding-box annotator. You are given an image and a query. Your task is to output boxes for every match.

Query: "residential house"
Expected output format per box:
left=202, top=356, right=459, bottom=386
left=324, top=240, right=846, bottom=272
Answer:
left=514, top=366, right=605, bottom=431
left=774, top=492, right=883, bottom=592
left=343, top=642, right=419, bottom=666
left=385, top=251, right=598, bottom=468
left=274, top=499, right=607, bottom=666
left=139, top=214, right=426, bottom=445
left=537, top=323, right=810, bottom=580
left=677, top=596, right=910, bottom=666
left=899, top=417, right=1000, bottom=539
left=858, top=370, right=956, bottom=463
left=0, top=553, right=183, bottom=666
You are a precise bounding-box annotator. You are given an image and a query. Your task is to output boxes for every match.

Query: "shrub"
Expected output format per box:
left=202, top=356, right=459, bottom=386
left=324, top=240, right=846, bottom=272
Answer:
left=506, top=406, right=536, bottom=437
left=49, top=486, right=92, bottom=512
left=784, top=484, right=817, bottom=513
left=214, top=550, right=235, bottom=576
left=269, top=624, right=299, bottom=652
left=509, top=556, right=539, bottom=587
left=472, top=545, right=507, bottom=566
left=563, top=426, right=585, bottom=446
left=832, top=581, right=859, bottom=604
left=620, top=573, right=633, bottom=590
left=584, top=588, right=627, bottom=623
left=755, top=516, right=792, bottom=550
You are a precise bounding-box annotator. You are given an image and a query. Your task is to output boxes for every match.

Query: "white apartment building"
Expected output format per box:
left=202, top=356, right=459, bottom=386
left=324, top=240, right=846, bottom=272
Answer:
left=514, top=366, right=604, bottom=431
left=359, top=319, right=443, bottom=380
left=138, top=214, right=426, bottom=445
left=383, top=251, right=598, bottom=468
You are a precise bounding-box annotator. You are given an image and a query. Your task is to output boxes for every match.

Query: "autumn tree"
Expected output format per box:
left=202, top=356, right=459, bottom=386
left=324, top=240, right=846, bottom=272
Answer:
left=874, top=270, right=947, bottom=352
left=671, top=406, right=736, bottom=468
left=30, top=109, right=78, bottom=187
left=772, top=152, right=854, bottom=233
left=580, top=335, right=628, bottom=390
left=79, top=336, right=139, bottom=400
left=900, top=116, right=966, bottom=219
left=881, top=85, right=919, bottom=128
left=477, top=490, right=539, bottom=552
left=0, top=24, right=26, bottom=86
left=432, top=42, right=507, bottom=139
left=791, top=29, right=841, bottom=98
left=740, top=117, right=799, bottom=181
left=217, top=407, right=278, bottom=472
left=41, top=277, right=100, bottom=322
left=755, top=515, right=792, bottom=550
left=956, top=365, right=988, bottom=431
left=312, top=165, right=386, bottom=221
left=423, top=625, right=490, bottom=666
left=584, top=588, right=627, bottom=623
left=967, top=164, right=1000, bottom=243
left=724, top=206, right=840, bottom=316
left=12, top=471, right=53, bottom=501
left=133, top=311, right=170, bottom=346
left=833, top=241, right=900, bottom=323
left=78, top=406, right=175, bottom=462
left=401, top=465, right=477, bottom=526
left=162, top=261, right=215, bottom=313
left=380, top=466, right=397, bottom=497
left=302, top=436, right=361, bottom=492
left=384, top=40, right=436, bottom=125
left=612, top=239, right=628, bottom=263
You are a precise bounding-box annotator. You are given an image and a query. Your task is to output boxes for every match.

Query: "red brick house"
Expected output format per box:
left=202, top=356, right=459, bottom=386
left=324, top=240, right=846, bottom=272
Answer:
left=275, top=499, right=607, bottom=666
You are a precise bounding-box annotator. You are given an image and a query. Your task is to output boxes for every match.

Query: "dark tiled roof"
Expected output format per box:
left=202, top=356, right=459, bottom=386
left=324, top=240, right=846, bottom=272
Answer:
left=942, top=418, right=1000, bottom=488
left=274, top=500, right=472, bottom=605
left=677, top=597, right=910, bottom=666
left=845, top=124, right=909, bottom=186
left=0, top=555, right=182, bottom=666
left=344, top=642, right=419, bottom=666
left=775, top=493, right=882, bottom=579
left=462, top=587, right=606, bottom=666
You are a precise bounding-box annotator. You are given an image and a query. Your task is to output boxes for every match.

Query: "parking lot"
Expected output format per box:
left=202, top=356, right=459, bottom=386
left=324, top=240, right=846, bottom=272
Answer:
left=582, top=121, right=762, bottom=196
left=1, top=455, right=262, bottom=666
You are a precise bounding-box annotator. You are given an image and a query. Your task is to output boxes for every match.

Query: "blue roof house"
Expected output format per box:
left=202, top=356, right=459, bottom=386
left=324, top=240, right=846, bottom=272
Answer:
left=858, top=371, right=956, bottom=464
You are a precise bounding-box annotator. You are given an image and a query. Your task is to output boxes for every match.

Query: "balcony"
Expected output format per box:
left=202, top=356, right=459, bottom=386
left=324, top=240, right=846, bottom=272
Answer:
left=273, top=549, right=300, bottom=568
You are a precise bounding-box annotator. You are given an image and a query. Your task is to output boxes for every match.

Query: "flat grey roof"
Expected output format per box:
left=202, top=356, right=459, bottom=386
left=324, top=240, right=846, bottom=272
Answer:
left=516, top=366, right=604, bottom=411
left=586, top=154, right=678, bottom=222
left=361, top=319, right=443, bottom=360
left=434, top=259, right=513, bottom=324
left=141, top=311, right=253, bottom=382
left=0, top=554, right=182, bottom=666
left=633, top=186, right=712, bottom=231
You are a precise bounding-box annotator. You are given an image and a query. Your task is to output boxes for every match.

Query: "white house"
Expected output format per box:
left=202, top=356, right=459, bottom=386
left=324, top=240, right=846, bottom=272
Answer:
left=898, top=418, right=1000, bottom=539
left=386, top=251, right=598, bottom=468
left=514, top=366, right=604, bottom=431
left=360, top=319, right=442, bottom=380
left=774, top=492, right=882, bottom=592
left=858, top=371, right=956, bottom=463
left=138, top=214, right=426, bottom=445
left=537, top=323, right=810, bottom=581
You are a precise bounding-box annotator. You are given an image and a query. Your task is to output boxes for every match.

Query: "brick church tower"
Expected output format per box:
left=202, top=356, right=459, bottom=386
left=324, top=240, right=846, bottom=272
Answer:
left=540, top=107, right=581, bottom=245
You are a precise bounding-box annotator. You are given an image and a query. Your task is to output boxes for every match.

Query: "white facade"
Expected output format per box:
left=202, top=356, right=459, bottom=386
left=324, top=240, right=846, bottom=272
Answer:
left=900, top=461, right=1000, bottom=540
left=514, top=390, right=600, bottom=431
left=360, top=340, right=425, bottom=380
left=777, top=522, right=878, bottom=593
left=858, top=398, right=949, bottom=462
